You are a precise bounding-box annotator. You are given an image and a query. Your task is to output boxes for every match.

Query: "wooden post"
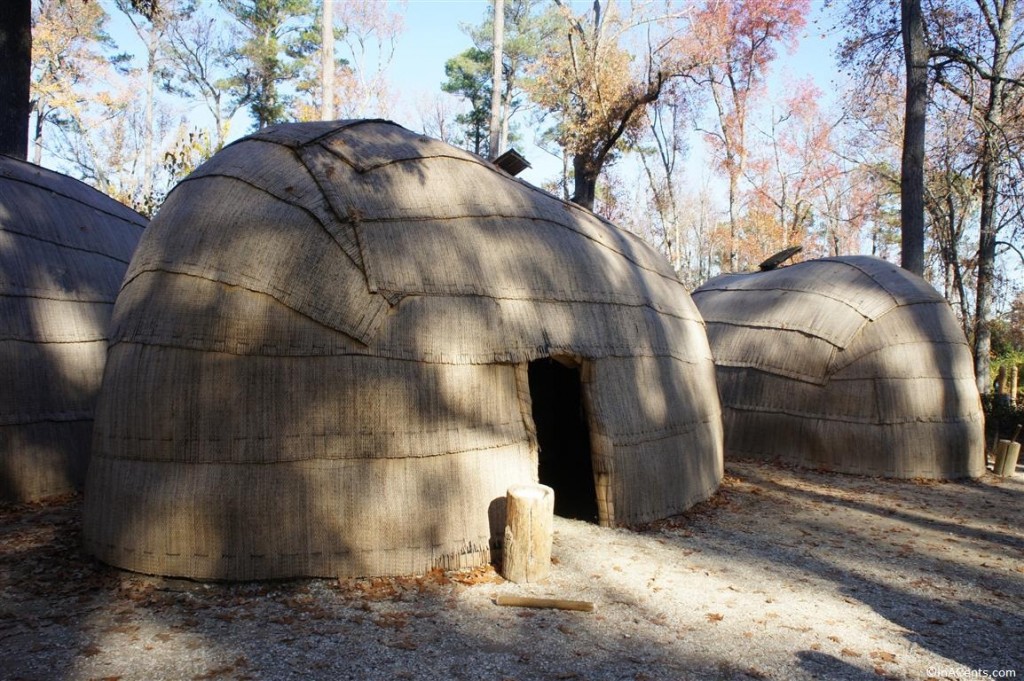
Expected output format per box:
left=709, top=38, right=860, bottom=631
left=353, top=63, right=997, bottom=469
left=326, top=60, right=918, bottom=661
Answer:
left=1011, top=365, right=1019, bottom=406
left=502, top=484, right=554, bottom=584
left=1000, top=442, right=1021, bottom=476
left=995, top=424, right=1022, bottom=476
left=994, top=421, right=1020, bottom=475
left=993, top=439, right=1010, bottom=474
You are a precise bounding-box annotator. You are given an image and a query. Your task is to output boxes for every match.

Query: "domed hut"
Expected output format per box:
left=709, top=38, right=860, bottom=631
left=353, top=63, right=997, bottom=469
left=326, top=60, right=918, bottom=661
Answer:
left=1, top=155, right=146, bottom=502
left=691, top=255, right=984, bottom=479
left=84, top=120, right=724, bottom=580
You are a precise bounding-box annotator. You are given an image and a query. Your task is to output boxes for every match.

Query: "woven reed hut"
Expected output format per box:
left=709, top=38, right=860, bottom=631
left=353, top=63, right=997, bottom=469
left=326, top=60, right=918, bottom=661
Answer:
left=691, top=256, right=984, bottom=479
left=1, top=155, right=146, bottom=502
left=84, top=120, right=724, bottom=580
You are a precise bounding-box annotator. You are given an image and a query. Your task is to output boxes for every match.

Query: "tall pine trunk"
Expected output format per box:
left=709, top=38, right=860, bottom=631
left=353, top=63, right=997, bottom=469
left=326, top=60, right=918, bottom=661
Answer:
left=0, top=0, right=32, bottom=159
left=321, top=0, right=334, bottom=120
left=972, top=0, right=1015, bottom=395
left=143, top=30, right=156, bottom=201
left=900, top=0, right=927, bottom=276
left=488, top=0, right=504, bottom=159
left=973, top=85, right=1004, bottom=395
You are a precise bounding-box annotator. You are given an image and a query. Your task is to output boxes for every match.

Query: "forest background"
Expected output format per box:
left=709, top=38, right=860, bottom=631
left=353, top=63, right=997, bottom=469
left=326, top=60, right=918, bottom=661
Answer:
left=18, top=0, right=1024, bottom=394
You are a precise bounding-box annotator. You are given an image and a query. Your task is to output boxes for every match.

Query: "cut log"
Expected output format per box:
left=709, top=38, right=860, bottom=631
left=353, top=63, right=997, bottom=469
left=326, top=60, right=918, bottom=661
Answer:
left=995, top=441, right=1021, bottom=477
left=495, top=594, right=595, bottom=612
left=993, top=439, right=1009, bottom=473
left=502, top=483, right=554, bottom=584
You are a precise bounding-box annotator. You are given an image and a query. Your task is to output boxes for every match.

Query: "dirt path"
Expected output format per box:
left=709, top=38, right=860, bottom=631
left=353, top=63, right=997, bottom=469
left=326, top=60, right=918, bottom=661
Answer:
left=2, top=459, right=1022, bottom=680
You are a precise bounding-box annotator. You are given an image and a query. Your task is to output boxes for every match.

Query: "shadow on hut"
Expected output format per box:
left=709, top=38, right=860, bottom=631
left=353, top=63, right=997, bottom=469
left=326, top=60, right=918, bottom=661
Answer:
left=0, top=156, right=145, bottom=502
left=84, top=120, right=723, bottom=582
left=691, top=254, right=984, bottom=479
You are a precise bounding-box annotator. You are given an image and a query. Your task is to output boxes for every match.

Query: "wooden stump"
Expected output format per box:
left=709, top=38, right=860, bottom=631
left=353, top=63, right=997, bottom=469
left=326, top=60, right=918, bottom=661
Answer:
left=995, top=441, right=1021, bottom=476
left=502, top=484, right=554, bottom=584
left=993, top=440, right=1009, bottom=473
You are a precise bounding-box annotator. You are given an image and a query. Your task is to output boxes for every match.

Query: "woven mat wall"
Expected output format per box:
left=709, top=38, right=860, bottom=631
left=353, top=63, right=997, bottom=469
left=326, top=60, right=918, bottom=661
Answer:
left=692, top=256, right=984, bottom=478
left=86, top=120, right=724, bottom=579
left=0, top=156, right=146, bottom=501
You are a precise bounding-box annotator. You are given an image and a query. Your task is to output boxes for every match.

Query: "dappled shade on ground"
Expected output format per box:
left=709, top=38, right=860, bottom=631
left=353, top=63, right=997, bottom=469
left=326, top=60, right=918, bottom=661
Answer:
left=4, top=459, right=1022, bottom=680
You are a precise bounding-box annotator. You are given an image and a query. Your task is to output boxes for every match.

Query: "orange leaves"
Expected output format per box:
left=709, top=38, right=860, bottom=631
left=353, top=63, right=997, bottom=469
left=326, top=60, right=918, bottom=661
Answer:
left=527, top=3, right=642, bottom=156
left=336, top=565, right=502, bottom=603
left=693, top=0, right=811, bottom=70
left=526, top=0, right=696, bottom=182
left=31, top=0, right=112, bottom=119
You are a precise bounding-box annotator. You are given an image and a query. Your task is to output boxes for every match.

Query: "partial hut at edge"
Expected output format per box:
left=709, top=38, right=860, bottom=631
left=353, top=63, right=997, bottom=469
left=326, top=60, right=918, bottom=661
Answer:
left=1, top=155, right=146, bottom=502
left=84, top=120, right=724, bottom=581
left=692, top=255, right=984, bottom=479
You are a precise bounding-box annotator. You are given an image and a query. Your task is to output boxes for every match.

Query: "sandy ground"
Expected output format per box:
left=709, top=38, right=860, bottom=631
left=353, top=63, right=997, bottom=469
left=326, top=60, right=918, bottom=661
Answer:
left=1, top=458, right=1022, bottom=681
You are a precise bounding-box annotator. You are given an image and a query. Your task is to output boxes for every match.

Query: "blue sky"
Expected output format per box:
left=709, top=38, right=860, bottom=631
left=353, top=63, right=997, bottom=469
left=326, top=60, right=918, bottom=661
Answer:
left=384, top=0, right=846, bottom=187
left=101, top=0, right=845, bottom=188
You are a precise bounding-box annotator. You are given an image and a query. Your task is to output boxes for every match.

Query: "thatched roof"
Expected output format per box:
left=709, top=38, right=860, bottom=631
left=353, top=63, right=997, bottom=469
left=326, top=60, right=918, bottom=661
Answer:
left=691, top=256, right=984, bottom=479
left=84, top=120, right=723, bottom=580
left=0, top=155, right=147, bottom=502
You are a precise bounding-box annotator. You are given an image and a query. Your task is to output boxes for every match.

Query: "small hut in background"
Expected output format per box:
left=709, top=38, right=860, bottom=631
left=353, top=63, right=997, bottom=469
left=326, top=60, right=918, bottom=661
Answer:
left=0, top=155, right=146, bottom=502
left=692, top=256, right=984, bottom=479
left=84, top=120, right=724, bottom=581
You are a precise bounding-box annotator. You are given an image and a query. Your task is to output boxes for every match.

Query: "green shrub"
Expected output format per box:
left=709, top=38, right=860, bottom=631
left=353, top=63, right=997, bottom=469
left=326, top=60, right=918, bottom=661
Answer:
left=982, top=393, right=1024, bottom=446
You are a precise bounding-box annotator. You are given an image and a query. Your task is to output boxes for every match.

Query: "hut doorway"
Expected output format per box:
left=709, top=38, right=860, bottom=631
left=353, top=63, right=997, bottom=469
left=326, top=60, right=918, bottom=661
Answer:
left=528, top=357, right=599, bottom=522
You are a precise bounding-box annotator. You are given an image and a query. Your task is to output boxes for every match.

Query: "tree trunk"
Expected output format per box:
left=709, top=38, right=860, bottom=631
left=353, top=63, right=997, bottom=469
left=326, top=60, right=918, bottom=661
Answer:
left=143, top=33, right=156, bottom=201
left=500, top=82, right=511, bottom=157
left=213, top=95, right=227, bottom=150
left=321, top=0, right=334, bottom=120
left=945, top=194, right=971, bottom=336
left=972, top=0, right=1014, bottom=395
left=32, top=109, right=44, bottom=166
left=0, top=0, right=32, bottom=159
left=974, top=151, right=999, bottom=394
left=571, top=154, right=597, bottom=211
left=900, top=0, right=927, bottom=276
left=488, top=0, right=504, bottom=159
left=727, top=165, right=740, bottom=272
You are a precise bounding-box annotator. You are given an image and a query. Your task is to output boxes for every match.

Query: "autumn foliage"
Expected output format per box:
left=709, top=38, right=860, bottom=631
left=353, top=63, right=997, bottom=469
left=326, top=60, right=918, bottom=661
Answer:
left=10, top=0, right=1024, bottom=374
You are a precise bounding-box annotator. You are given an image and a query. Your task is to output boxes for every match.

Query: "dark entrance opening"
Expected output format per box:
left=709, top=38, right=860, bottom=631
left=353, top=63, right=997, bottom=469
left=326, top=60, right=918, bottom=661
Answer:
left=528, top=357, right=598, bottom=522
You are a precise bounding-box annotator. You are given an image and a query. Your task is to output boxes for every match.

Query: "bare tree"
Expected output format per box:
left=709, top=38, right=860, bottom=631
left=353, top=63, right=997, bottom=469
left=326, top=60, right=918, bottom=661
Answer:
left=930, top=0, right=1023, bottom=392
left=164, top=4, right=252, bottom=149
